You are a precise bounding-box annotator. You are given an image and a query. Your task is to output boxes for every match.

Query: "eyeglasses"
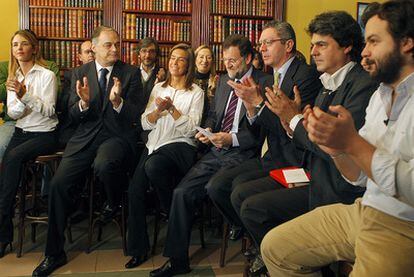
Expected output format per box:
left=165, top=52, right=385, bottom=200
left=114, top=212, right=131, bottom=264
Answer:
left=257, top=38, right=289, bottom=47
left=221, top=56, right=243, bottom=65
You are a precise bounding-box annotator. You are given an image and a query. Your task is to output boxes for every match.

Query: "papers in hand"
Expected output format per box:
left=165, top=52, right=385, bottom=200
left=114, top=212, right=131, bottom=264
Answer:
left=282, top=168, right=310, bottom=188
left=195, top=126, right=213, bottom=139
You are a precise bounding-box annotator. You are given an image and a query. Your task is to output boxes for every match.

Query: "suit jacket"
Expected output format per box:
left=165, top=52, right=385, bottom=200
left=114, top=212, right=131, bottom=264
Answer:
left=57, top=69, right=76, bottom=146
left=255, top=57, right=321, bottom=170
left=64, top=60, right=143, bottom=157
left=293, top=63, right=379, bottom=209
left=204, top=67, right=272, bottom=158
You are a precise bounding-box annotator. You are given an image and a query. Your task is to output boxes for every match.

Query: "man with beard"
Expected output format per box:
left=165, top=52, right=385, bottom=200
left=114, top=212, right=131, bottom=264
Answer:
left=261, top=1, right=414, bottom=276
left=149, top=34, right=272, bottom=277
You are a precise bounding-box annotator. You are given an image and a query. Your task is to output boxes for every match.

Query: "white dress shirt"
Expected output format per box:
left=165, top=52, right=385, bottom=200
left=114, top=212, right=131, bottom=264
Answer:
left=346, top=72, right=414, bottom=221
left=289, top=61, right=356, bottom=131
left=142, top=82, right=204, bottom=154
left=7, top=64, right=58, bottom=132
left=140, top=64, right=155, bottom=82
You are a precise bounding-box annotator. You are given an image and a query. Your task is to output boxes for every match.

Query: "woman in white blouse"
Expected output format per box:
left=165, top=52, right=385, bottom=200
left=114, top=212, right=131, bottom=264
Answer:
left=125, top=43, right=204, bottom=268
left=0, top=30, right=58, bottom=258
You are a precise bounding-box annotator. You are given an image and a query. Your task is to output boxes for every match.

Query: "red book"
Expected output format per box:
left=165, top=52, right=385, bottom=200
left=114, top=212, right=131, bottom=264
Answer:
left=269, top=167, right=311, bottom=188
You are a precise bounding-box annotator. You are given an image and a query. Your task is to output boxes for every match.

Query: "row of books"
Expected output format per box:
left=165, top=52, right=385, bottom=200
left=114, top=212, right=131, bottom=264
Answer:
left=211, top=16, right=268, bottom=44
left=40, top=40, right=83, bottom=69
left=30, top=9, right=103, bottom=38
left=211, top=0, right=274, bottom=17
left=121, top=42, right=172, bottom=69
left=123, top=14, right=191, bottom=42
left=123, top=0, right=191, bottom=12
left=211, top=44, right=225, bottom=72
left=29, top=0, right=103, bottom=8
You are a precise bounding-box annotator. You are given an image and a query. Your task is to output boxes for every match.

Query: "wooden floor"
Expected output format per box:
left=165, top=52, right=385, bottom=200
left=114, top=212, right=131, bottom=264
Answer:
left=0, top=218, right=246, bottom=276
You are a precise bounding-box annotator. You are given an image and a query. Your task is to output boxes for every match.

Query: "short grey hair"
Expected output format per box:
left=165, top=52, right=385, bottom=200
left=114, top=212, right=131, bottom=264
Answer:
left=91, top=26, right=119, bottom=45
left=263, top=20, right=296, bottom=53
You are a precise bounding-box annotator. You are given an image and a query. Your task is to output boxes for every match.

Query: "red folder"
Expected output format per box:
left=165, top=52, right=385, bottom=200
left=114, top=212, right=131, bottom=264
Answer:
left=269, top=167, right=311, bottom=188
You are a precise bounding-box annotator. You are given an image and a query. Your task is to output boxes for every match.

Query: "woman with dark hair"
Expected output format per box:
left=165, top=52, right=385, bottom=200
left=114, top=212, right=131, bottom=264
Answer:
left=125, top=43, right=204, bottom=269
left=0, top=30, right=58, bottom=258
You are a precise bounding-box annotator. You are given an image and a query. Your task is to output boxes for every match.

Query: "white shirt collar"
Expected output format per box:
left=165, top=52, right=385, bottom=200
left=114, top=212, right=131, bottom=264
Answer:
left=95, top=61, right=114, bottom=77
left=319, top=61, right=356, bottom=91
left=274, top=56, right=295, bottom=84
left=15, top=63, right=43, bottom=81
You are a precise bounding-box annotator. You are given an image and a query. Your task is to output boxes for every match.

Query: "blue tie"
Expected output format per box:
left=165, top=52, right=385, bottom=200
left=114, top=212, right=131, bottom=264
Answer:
left=99, top=68, right=109, bottom=101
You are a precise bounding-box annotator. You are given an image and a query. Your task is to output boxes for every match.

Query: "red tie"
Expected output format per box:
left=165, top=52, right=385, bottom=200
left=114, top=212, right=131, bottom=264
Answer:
left=221, top=90, right=239, bottom=132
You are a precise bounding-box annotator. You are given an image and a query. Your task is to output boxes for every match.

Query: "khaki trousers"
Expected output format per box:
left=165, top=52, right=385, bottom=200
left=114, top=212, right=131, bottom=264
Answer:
left=261, top=199, right=414, bottom=277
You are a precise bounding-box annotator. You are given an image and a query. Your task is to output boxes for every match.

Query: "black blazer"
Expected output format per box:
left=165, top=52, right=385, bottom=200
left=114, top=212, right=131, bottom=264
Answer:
left=140, top=64, right=160, bottom=108
left=293, top=63, right=379, bottom=209
left=57, top=69, right=76, bottom=147
left=64, top=60, right=143, bottom=157
left=204, top=67, right=272, bottom=157
left=255, top=57, right=321, bottom=170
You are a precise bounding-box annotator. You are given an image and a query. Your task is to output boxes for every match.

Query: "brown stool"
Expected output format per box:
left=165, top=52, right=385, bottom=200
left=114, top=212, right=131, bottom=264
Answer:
left=16, top=152, right=64, bottom=258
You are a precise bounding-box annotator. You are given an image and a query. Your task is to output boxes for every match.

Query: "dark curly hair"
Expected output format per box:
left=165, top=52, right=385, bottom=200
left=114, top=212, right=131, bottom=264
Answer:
left=307, top=11, right=363, bottom=63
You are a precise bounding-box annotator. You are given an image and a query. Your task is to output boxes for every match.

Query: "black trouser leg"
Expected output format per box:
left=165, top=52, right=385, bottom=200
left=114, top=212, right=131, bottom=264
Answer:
left=0, top=130, right=56, bottom=243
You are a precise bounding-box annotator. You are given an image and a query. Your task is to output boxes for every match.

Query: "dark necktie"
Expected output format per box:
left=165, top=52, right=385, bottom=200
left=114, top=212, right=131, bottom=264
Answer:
left=319, top=88, right=336, bottom=112
left=99, top=68, right=109, bottom=101
left=221, top=80, right=241, bottom=132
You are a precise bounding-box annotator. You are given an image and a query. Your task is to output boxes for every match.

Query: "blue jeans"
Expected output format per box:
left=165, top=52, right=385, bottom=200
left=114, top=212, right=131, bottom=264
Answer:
left=0, top=121, right=16, bottom=161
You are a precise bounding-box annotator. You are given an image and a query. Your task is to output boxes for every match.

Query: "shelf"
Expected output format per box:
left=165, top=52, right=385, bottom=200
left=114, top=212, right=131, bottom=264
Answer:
left=29, top=5, right=102, bottom=11
left=38, top=37, right=89, bottom=41
left=122, top=39, right=190, bottom=45
left=210, top=13, right=273, bottom=20
left=123, top=9, right=191, bottom=16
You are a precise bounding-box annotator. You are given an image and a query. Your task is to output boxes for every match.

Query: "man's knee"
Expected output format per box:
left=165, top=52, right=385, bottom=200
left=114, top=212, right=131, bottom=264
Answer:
left=94, top=158, right=121, bottom=177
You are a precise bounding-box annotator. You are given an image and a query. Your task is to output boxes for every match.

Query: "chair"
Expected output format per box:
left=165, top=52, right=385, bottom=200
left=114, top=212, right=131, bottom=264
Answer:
left=219, top=221, right=249, bottom=267
left=85, top=173, right=127, bottom=255
left=16, top=151, right=65, bottom=258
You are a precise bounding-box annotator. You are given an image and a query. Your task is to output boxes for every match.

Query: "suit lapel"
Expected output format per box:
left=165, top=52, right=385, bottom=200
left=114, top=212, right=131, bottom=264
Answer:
left=103, top=61, right=122, bottom=111
left=280, top=57, right=298, bottom=98
left=87, top=62, right=101, bottom=108
left=216, top=75, right=232, bottom=128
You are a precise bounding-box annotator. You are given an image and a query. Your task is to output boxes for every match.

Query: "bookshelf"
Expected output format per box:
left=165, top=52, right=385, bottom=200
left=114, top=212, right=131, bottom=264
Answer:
left=19, top=0, right=284, bottom=72
left=20, top=0, right=104, bottom=70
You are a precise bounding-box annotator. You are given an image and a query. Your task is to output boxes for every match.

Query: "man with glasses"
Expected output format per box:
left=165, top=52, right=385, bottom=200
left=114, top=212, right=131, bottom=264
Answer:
left=206, top=21, right=321, bottom=275
left=33, top=26, right=143, bottom=277
left=138, top=37, right=166, bottom=107
left=149, top=34, right=272, bottom=277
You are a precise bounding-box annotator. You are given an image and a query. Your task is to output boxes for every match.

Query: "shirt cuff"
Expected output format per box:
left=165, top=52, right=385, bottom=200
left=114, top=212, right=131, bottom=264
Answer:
left=20, top=92, right=32, bottom=105
left=371, top=148, right=397, bottom=196
left=79, top=100, right=89, bottom=112
left=231, top=133, right=240, bottom=147
left=289, top=114, right=304, bottom=131
left=113, top=98, right=124, bottom=113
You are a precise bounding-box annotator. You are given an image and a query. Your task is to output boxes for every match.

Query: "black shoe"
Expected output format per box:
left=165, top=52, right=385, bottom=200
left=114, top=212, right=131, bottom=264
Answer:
left=125, top=253, right=149, bottom=269
left=150, top=259, right=191, bottom=277
left=249, top=255, right=267, bottom=276
left=229, top=225, right=243, bottom=241
left=32, top=253, right=67, bottom=276
left=99, top=204, right=119, bottom=223
left=243, top=247, right=257, bottom=260
left=0, top=242, right=12, bottom=258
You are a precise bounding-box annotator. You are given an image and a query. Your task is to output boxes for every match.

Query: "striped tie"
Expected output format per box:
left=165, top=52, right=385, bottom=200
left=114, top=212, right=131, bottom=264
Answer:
left=221, top=82, right=240, bottom=132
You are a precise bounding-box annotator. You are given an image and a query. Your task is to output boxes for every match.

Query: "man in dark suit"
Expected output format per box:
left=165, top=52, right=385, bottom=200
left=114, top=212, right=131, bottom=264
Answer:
left=149, top=34, right=271, bottom=277
left=32, top=26, right=143, bottom=277
left=231, top=11, right=379, bottom=275
left=206, top=21, right=321, bottom=248
left=58, top=40, right=95, bottom=146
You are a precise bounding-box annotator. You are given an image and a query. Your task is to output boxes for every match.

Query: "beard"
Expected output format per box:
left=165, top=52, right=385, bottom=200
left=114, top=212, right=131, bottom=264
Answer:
left=369, top=44, right=404, bottom=84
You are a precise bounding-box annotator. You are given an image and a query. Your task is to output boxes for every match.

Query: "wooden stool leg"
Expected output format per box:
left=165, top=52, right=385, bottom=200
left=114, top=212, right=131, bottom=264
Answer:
left=17, top=171, right=27, bottom=258
left=219, top=222, right=230, bottom=267
left=152, top=209, right=160, bottom=255
left=86, top=176, right=94, bottom=254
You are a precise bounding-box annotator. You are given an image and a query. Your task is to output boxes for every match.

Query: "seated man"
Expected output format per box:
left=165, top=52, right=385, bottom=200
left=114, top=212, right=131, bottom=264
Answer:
left=149, top=34, right=272, bottom=277
left=32, top=26, right=143, bottom=277
left=206, top=20, right=321, bottom=245
left=261, top=1, right=414, bottom=276
left=230, top=10, right=379, bottom=274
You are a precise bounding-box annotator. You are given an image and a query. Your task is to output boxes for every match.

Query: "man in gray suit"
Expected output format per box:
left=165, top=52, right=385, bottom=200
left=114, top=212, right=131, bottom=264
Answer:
left=149, top=34, right=272, bottom=277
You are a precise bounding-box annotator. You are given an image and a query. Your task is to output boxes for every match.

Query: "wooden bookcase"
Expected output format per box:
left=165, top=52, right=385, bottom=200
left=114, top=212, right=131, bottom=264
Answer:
left=19, top=0, right=284, bottom=71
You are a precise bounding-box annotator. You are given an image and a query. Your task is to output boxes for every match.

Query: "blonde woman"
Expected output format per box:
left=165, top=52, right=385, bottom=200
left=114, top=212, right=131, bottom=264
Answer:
left=0, top=30, right=58, bottom=258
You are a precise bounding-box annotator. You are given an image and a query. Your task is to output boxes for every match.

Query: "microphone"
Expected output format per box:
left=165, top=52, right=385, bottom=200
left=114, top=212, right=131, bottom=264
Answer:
left=384, top=118, right=389, bottom=126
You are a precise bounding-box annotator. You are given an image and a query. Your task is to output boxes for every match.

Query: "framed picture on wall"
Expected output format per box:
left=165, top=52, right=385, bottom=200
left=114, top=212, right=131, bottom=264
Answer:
left=357, top=2, right=369, bottom=29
